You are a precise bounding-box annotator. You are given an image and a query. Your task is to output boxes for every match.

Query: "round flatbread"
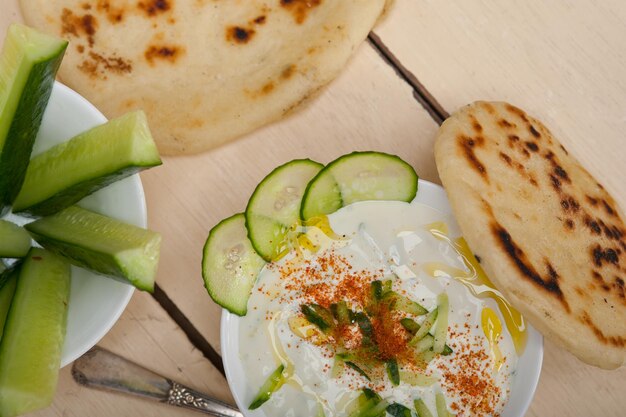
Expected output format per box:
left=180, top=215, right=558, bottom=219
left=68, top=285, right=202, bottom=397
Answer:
left=20, top=0, right=391, bottom=155
left=435, top=101, right=626, bottom=369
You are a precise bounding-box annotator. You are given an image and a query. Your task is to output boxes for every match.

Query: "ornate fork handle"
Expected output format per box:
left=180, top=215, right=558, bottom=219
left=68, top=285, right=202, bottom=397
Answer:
left=167, top=381, right=242, bottom=416
left=72, top=346, right=243, bottom=417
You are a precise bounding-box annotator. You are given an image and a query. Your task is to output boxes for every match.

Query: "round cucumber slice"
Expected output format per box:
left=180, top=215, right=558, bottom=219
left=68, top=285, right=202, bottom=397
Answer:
left=300, top=151, right=419, bottom=220
left=202, top=213, right=266, bottom=316
left=245, top=159, right=323, bottom=261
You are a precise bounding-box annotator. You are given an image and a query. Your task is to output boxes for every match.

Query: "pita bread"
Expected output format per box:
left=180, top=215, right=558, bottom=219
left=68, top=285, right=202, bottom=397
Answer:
left=435, top=101, right=626, bottom=369
left=20, top=0, right=390, bottom=155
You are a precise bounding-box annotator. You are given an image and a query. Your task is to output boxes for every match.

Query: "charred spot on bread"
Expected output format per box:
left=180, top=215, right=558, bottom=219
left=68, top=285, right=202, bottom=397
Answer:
left=459, top=135, right=488, bottom=179
left=491, top=222, right=569, bottom=312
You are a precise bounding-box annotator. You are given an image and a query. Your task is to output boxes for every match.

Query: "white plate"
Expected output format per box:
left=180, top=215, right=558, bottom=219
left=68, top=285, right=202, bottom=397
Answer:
left=4, top=82, right=143, bottom=367
left=221, top=179, right=543, bottom=417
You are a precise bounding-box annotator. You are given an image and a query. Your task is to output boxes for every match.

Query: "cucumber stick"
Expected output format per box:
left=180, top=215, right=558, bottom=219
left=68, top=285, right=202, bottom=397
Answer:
left=14, top=111, right=162, bottom=217
left=0, top=249, right=70, bottom=417
left=25, top=206, right=161, bottom=292
left=301, top=152, right=418, bottom=220
left=202, top=213, right=266, bottom=315
left=0, top=24, right=67, bottom=215
left=245, top=159, right=323, bottom=261
left=0, top=265, right=19, bottom=341
left=0, top=219, right=30, bottom=258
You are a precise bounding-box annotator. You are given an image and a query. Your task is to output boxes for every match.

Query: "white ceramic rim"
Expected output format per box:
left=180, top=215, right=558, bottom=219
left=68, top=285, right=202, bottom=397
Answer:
left=5, top=82, right=142, bottom=367
left=220, top=179, right=544, bottom=417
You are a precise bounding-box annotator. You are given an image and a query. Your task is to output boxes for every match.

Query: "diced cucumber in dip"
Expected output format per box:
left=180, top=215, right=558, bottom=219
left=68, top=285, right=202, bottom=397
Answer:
left=300, top=151, right=418, bottom=220
left=237, top=200, right=524, bottom=416
left=0, top=249, right=70, bottom=417
left=245, top=159, right=323, bottom=261
left=0, top=24, right=67, bottom=215
left=248, top=364, right=286, bottom=410
left=202, top=213, right=266, bottom=316
left=25, top=206, right=161, bottom=292
left=13, top=111, right=162, bottom=217
left=0, top=219, right=30, bottom=258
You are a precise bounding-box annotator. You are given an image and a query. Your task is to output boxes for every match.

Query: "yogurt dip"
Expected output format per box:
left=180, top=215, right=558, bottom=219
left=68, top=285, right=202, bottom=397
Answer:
left=237, top=200, right=527, bottom=416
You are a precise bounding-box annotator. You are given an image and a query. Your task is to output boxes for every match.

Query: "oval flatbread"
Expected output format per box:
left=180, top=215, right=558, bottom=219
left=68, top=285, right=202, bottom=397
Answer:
left=435, top=101, right=626, bottom=369
left=20, top=0, right=391, bottom=155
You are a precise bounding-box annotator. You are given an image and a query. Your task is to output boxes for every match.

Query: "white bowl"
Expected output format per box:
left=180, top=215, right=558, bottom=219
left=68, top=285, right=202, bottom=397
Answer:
left=221, top=179, right=543, bottom=417
left=4, top=82, right=144, bottom=367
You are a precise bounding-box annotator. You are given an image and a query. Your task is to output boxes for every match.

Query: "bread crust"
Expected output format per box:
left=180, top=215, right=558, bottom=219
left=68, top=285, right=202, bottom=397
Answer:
left=435, top=101, right=626, bottom=369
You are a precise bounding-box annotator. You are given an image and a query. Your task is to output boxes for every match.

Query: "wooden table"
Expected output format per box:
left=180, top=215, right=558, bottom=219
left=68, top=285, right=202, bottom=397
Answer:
left=3, top=1, right=625, bottom=416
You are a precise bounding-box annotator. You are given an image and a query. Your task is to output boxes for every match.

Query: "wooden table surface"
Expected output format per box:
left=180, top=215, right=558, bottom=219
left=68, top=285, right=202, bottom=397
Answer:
left=3, top=1, right=626, bottom=416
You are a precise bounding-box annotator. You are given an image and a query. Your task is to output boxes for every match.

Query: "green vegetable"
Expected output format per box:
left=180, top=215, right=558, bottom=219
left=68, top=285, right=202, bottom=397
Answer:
left=0, top=24, right=67, bottom=215
left=387, top=403, right=412, bottom=417
left=0, top=220, right=30, bottom=258
left=435, top=392, right=450, bottom=417
left=384, top=290, right=427, bottom=315
left=301, top=304, right=334, bottom=332
left=345, top=361, right=371, bottom=381
left=25, top=206, right=161, bottom=292
left=386, top=358, right=400, bottom=386
left=13, top=111, right=162, bottom=217
left=410, top=308, right=438, bottom=345
left=330, top=300, right=351, bottom=325
left=414, top=398, right=434, bottom=417
left=300, top=151, right=419, bottom=220
left=245, top=159, right=323, bottom=261
left=248, top=364, right=286, bottom=410
left=433, top=293, right=449, bottom=354
left=0, top=249, right=70, bottom=417
left=0, top=265, right=19, bottom=341
left=202, top=213, right=266, bottom=316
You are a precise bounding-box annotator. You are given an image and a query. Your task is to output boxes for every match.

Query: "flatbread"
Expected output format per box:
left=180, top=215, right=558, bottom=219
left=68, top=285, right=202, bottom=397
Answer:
left=20, top=0, right=391, bottom=155
left=435, top=101, right=626, bottom=369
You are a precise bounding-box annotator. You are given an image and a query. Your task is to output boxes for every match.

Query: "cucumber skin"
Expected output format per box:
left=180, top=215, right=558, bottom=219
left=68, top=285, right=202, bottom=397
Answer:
left=15, top=164, right=158, bottom=218
left=0, top=265, right=19, bottom=341
left=300, top=151, right=418, bottom=220
left=0, top=249, right=70, bottom=417
left=25, top=228, right=154, bottom=292
left=0, top=43, right=67, bottom=216
left=202, top=213, right=266, bottom=316
left=245, top=158, right=323, bottom=261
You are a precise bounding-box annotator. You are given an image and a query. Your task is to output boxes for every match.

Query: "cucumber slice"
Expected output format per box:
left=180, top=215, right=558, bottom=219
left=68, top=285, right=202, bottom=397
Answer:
left=0, top=265, right=19, bottom=341
left=245, top=159, right=323, bottom=261
left=0, top=24, right=67, bottom=215
left=0, top=248, right=70, bottom=417
left=14, top=111, right=162, bottom=217
left=0, top=219, right=30, bottom=258
left=248, top=364, right=286, bottom=410
left=202, top=213, right=266, bottom=316
left=409, top=308, right=438, bottom=345
left=301, top=152, right=418, bottom=220
left=25, top=206, right=161, bottom=292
